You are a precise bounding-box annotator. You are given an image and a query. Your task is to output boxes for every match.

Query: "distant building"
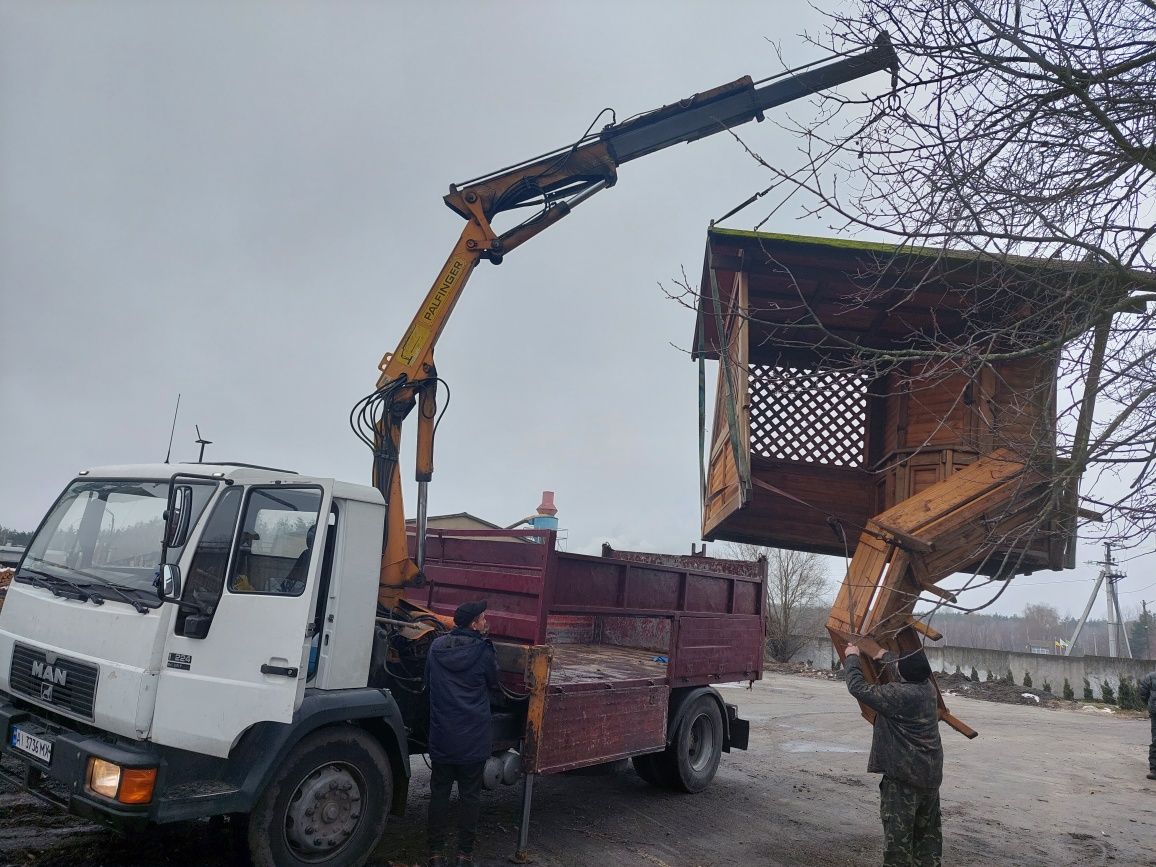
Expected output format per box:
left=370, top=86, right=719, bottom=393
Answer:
left=407, top=512, right=506, bottom=533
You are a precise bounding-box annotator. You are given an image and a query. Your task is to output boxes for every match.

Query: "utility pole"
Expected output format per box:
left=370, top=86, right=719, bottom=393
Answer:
left=1067, top=541, right=1130, bottom=658
left=1101, top=543, right=1131, bottom=658
left=1138, top=599, right=1153, bottom=660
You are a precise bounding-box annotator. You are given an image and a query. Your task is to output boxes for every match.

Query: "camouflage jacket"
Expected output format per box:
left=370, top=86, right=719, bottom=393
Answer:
left=846, top=654, right=943, bottom=791
left=1140, top=671, right=1156, bottom=715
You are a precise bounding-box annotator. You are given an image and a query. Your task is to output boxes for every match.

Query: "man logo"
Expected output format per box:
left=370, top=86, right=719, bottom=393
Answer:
left=30, top=660, right=68, bottom=686
left=40, top=682, right=54, bottom=702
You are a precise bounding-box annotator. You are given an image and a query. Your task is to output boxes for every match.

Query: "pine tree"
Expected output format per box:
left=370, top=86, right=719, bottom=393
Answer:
left=1023, top=671, right=1033, bottom=688
left=969, top=667, right=979, bottom=683
left=1083, top=678, right=1093, bottom=701
left=1117, top=675, right=1140, bottom=710
left=1042, top=679, right=1052, bottom=694
left=1062, top=678, right=1074, bottom=700
left=1101, top=681, right=1116, bottom=705
left=986, top=670, right=994, bottom=682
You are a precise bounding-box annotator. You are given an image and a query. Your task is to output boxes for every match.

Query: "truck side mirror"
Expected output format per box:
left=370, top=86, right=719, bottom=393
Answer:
left=164, top=485, right=193, bottom=549
left=159, top=564, right=182, bottom=602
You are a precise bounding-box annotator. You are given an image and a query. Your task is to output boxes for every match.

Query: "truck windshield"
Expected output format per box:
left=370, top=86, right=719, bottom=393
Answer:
left=20, top=479, right=215, bottom=605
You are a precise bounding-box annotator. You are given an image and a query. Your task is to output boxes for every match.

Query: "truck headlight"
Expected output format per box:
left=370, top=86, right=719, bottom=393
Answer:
left=86, top=757, right=157, bottom=804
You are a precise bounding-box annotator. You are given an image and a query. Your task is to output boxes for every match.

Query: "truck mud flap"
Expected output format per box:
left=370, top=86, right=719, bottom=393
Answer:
left=725, top=703, right=750, bottom=751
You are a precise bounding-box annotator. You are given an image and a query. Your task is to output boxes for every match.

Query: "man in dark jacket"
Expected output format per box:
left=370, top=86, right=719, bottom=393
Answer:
left=425, top=600, right=499, bottom=867
left=1140, top=670, right=1156, bottom=780
left=845, top=643, right=943, bottom=867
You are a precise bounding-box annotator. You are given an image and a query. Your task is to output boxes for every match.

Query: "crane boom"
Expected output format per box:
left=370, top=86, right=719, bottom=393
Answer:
left=361, top=35, right=898, bottom=609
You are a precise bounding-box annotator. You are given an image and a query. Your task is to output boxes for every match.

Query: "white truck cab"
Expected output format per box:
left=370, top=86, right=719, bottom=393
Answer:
left=0, top=463, right=410, bottom=866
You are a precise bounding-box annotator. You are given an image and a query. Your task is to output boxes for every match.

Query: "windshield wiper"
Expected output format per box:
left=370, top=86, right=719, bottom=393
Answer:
left=23, top=556, right=151, bottom=614
left=18, top=566, right=103, bottom=606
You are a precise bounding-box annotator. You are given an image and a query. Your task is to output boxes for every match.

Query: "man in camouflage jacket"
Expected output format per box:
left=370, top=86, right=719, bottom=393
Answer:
left=845, top=643, right=943, bottom=867
left=1140, top=671, right=1156, bottom=780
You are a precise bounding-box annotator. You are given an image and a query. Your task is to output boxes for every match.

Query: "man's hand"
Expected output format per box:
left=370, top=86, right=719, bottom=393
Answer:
left=845, top=644, right=860, bottom=657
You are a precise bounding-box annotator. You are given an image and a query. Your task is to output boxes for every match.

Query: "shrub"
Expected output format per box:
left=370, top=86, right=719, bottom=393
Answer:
left=1117, top=675, right=1141, bottom=711
left=955, top=664, right=962, bottom=675
left=1041, top=679, right=1051, bottom=694
left=986, top=669, right=994, bottom=682
left=1023, top=671, right=1033, bottom=688
left=970, top=667, right=979, bottom=683
left=1100, top=680, right=1116, bottom=705
left=1083, top=678, right=1093, bottom=701
left=1003, top=668, right=1015, bottom=684
left=1062, top=678, right=1074, bottom=700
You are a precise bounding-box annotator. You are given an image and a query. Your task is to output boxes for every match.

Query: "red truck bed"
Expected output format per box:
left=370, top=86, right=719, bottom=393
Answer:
left=409, top=531, right=766, bottom=773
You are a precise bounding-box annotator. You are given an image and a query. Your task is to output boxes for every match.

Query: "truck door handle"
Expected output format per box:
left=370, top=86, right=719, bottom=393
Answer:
left=260, top=664, right=299, bottom=678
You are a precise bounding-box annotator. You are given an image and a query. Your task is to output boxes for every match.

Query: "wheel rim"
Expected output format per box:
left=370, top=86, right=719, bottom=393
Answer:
left=283, top=761, right=366, bottom=862
left=687, top=712, right=716, bottom=773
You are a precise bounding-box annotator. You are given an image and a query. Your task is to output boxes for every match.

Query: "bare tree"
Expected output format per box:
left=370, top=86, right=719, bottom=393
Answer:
left=733, top=1, right=1156, bottom=555
left=728, top=544, right=830, bottom=662
left=1022, top=602, right=1061, bottom=644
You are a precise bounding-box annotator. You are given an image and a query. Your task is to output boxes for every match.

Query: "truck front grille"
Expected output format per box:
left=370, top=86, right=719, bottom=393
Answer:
left=9, top=643, right=98, bottom=719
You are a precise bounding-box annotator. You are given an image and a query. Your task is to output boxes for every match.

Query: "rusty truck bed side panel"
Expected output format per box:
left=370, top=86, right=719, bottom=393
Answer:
left=408, top=530, right=766, bottom=773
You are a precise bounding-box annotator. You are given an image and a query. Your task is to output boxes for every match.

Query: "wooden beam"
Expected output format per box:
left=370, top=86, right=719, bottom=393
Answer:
left=907, top=617, right=944, bottom=642
left=940, top=710, right=978, bottom=739
left=872, top=521, right=934, bottom=553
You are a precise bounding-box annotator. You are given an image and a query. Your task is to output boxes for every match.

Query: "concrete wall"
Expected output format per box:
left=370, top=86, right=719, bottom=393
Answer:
left=787, top=637, right=839, bottom=668
left=781, top=638, right=1155, bottom=694
left=925, top=645, right=1156, bottom=694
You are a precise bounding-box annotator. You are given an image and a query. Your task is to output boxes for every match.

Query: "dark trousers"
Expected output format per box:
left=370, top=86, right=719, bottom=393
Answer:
left=428, top=760, right=485, bottom=855
left=1149, top=714, right=1156, bottom=772
left=880, top=776, right=942, bottom=867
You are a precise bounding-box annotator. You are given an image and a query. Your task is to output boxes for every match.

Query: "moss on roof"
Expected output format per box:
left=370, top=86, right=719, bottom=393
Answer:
left=707, top=226, right=1141, bottom=277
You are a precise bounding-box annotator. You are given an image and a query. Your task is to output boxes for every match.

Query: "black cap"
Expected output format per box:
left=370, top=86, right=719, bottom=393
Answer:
left=897, top=650, right=932, bottom=683
left=453, top=600, right=487, bottom=628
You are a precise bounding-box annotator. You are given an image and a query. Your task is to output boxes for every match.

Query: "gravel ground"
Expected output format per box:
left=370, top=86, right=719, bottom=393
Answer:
left=1, top=672, right=1154, bottom=867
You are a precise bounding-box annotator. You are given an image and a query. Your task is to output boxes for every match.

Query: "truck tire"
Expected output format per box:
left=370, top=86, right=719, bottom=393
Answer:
left=666, top=694, right=723, bottom=793
left=247, top=725, right=392, bottom=867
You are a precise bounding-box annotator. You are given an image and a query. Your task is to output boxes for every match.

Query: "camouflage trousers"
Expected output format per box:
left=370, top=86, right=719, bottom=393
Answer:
left=1149, top=714, right=1155, bottom=772
left=879, top=776, right=942, bottom=867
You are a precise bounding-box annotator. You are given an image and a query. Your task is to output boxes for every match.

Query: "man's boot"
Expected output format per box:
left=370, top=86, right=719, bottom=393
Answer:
left=427, top=855, right=449, bottom=867
left=454, top=855, right=474, bottom=866
left=1146, top=771, right=1156, bottom=780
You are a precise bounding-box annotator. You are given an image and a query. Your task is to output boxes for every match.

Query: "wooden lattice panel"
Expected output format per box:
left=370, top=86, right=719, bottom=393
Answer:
left=748, top=364, right=867, bottom=467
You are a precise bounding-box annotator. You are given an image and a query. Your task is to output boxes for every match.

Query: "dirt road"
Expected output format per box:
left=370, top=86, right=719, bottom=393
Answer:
left=2, top=673, right=1153, bottom=866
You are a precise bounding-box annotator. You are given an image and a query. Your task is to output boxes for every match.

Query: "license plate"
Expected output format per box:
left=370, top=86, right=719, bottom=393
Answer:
left=10, top=726, right=53, bottom=764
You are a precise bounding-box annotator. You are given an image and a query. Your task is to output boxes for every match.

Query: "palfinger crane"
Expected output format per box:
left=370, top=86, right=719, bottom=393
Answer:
left=353, top=34, right=899, bottom=612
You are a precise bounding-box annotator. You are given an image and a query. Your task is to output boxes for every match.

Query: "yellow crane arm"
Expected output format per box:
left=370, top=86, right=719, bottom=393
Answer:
left=367, top=34, right=899, bottom=609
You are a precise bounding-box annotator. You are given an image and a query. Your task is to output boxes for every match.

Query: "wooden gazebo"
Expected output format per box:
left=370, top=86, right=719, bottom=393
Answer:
left=693, top=228, right=1077, bottom=580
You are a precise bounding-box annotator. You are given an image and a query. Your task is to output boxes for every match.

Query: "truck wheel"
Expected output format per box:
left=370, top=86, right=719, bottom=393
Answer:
left=667, top=695, right=723, bottom=793
left=247, top=726, right=392, bottom=867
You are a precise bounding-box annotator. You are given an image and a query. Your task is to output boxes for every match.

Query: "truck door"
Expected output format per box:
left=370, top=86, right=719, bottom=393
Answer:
left=151, top=483, right=331, bottom=758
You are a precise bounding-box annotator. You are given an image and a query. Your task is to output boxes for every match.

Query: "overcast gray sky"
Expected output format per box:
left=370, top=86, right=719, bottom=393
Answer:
left=3, top=1, right=1150, bottom=621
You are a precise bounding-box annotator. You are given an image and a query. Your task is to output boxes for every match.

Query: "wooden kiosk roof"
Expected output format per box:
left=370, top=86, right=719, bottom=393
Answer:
left=693, top=227, right=1132, bottom=362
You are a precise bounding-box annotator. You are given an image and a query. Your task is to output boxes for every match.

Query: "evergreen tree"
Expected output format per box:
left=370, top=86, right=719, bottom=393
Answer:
left=1062, top=678, right=1074, bottom=700
left=1083, top=678, right=1094, bottom=701
left=1101, top=681, right=1116, bottom=705
left=1022, top=671, right=1033, bottom=688
left=1117, top=675, right=1141, bottom=710
left=969, top=667, right=979, bottom=683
